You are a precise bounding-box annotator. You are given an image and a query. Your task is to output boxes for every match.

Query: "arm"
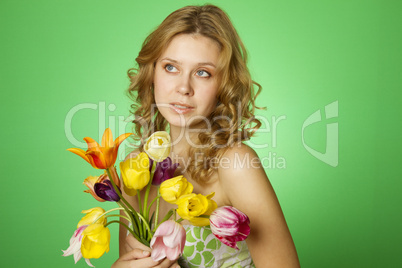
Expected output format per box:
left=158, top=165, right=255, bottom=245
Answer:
left=219, top=144, right=300, bottom=268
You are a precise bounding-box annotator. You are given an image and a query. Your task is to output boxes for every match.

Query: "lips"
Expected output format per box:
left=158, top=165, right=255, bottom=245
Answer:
left=169, top=102, right=194, bottom=114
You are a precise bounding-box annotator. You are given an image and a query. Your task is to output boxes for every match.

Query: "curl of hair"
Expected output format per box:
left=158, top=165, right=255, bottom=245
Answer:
left=127, top=5, right=263, bottom=183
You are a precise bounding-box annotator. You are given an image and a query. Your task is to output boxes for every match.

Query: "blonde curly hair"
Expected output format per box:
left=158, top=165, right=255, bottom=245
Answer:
left=127, top=5, right=262, bottom=183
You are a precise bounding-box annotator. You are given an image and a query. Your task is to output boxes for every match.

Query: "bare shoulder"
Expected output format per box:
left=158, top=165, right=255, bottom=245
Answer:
left=219, top=143, right=262, bottom=172
left=218, top=144, right=300, bottom=267
left=218, top=143, right=271, bottom=208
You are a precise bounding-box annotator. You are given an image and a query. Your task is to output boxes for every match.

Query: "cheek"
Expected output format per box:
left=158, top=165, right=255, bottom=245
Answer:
left=206, top=98, right=218, bottom=113
left=200, top=90, right=218, bottom=113
left=154, top=88, right=161, bottom=104
left=204, top=84, right=219, bottom=106
left=154, top=69, right=175, bottom=91
left=153, top=72, right=167, bottom=103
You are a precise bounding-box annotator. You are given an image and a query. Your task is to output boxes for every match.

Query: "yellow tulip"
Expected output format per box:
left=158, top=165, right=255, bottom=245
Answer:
left=160, top=176, right=193, bottom=204
left=176, top=193, right=217, bottom=226
left=77, top=207, right=106, bottom=228
left=120, top=152, right=150, bottom=195
left=68, top=128, right=132, bottom=169
left=81, top=223, right=110, bottom=259
left=144, top=131, right=171, bottom=162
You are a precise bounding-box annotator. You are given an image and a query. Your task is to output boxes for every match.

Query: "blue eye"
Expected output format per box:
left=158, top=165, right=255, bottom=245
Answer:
left=165, top=64, right=177, bottom=72
left=196, top=70, right=210, bottom=77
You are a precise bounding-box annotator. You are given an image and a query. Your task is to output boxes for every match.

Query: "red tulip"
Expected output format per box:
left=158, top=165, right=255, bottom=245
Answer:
left=209, top=206, right=250, bottom=250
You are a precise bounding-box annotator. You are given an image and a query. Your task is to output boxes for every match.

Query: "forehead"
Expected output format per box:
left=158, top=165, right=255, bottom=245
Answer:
left=159, top=34, right=220, bottom=65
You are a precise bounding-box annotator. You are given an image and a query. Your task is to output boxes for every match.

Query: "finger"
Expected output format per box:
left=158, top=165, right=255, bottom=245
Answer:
left=167, top=261, right=181, bottom=268
left=157, top=257, right=178, bottom=268
left=130, top=256, right=162, bottom=267
left=126, top=234, right=151, bottom=251
left=124, top=242, right=134, bottom=254
left=119, top=248, right=151, bottom=261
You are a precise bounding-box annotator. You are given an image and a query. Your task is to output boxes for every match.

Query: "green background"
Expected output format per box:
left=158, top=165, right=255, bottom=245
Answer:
left=1, top=0, right=400, bottom=267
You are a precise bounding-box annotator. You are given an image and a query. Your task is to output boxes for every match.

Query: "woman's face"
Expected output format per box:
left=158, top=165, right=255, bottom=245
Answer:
left=153, top=34, right=220, bottom=129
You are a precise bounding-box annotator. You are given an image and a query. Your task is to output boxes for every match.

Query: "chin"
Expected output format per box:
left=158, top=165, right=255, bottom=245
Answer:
left=159, top=107, right=212, bottom=129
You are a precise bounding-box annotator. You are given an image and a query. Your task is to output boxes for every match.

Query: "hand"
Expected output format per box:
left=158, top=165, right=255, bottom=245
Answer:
left=112, top=249, right=156, bottom=268
left=124, top=234, right=150, bottom=253
left=112, top=234, right=180, bottom=268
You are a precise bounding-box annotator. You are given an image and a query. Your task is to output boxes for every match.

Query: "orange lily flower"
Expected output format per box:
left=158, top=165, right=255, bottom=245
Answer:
left=68, top=128, right=132, bottom=169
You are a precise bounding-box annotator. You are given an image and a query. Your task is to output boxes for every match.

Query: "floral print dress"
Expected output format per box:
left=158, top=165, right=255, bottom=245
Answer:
left=180, top=225, right=255, bottom=268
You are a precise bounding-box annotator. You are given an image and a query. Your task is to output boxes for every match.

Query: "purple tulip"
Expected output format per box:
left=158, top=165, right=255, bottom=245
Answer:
left=152, top=157, right=179, bottom=185
left=149, top=157, right=154, bottom=172
left=209, top=206, right=250, bottom=250
left=94, top=180, right=121, bottom=202
left=150, top=220, right=186, bottom=261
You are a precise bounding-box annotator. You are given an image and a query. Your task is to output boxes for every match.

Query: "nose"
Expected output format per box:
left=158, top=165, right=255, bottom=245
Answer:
left=177, top=74, right=193, bottom=96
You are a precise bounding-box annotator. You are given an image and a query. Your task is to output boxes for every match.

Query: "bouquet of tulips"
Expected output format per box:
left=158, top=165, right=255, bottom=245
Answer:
left=62, top=128, right=251, bottom=267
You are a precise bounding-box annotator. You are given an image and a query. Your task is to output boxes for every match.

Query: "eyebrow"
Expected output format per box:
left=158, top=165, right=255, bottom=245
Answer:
left=160, top=57, right=216, bottom=68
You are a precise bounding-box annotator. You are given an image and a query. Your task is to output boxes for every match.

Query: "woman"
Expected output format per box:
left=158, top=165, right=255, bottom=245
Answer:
left=113, top=5, right=299, bottom=268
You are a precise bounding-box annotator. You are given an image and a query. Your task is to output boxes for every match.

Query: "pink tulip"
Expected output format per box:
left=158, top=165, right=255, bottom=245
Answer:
left=209, top=206, right=250, bottom=250
left=62, top=225, right=94, bottom=267
left=150, top=220, right=186, bottom=261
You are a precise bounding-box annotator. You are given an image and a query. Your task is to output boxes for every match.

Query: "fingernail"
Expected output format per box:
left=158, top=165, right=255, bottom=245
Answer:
left=143, top=250, right=150, bottom=256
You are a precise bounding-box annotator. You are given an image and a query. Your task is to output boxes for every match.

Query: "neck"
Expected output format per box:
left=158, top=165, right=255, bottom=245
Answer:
left=169, top=125, right=202, bottom=171
left=169, top=125, right=196, bottom=154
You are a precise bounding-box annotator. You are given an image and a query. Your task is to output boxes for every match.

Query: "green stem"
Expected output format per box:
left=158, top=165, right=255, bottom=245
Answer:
left=137, top=212, right=153, bottom=238
left=106, top=168, right=137, bottom=214
left=147, top=195, right=161, bottom=212
left=143, top=161, right=156, bottom=220
left=104, top=214, right=131, bottom=222
left=105, top=220, right=142, bottom=243
left=154, top=209, right=174, bottom=231
left=161, top=209, right=174, bottom=222
left=137, top=190, right=142, bottom=215
left=154, top=187, right=160, bottom=231
left=143, top=179, right=152, bottom=220
left=106, top=167, right=143, bottom=238
left=92, top=207, right=124, bottom=224
left=117, top=201, right=141, bottom=238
